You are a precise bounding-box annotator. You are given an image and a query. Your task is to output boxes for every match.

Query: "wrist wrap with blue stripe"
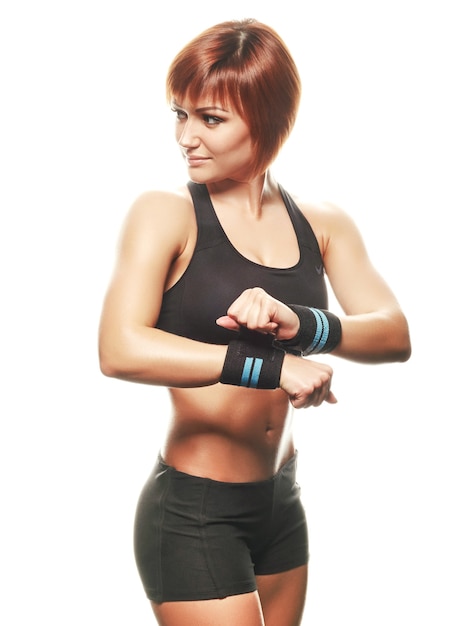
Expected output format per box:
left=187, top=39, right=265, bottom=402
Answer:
left=220, top=330, right=285, bottom=389
left=278, top=305, right=342, bottom=355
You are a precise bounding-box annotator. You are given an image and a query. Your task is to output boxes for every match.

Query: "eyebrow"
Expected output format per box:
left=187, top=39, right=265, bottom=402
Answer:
left=172, top=101, right=229, bottom=113
left=196, top=106, right=228, bottom=113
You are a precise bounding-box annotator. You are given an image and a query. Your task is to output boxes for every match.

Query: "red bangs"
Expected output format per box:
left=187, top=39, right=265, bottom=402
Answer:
left=166, top=19, right=301, bottom=176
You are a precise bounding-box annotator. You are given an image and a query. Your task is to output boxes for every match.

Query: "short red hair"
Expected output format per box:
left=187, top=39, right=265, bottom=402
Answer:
left=166, top=19, right=301, bottom=177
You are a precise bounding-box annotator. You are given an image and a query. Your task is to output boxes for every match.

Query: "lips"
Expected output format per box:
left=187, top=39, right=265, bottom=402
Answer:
left=184, top=154, right=210, bottom=166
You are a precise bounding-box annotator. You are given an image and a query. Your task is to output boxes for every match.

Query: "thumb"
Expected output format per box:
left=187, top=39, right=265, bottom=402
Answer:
left=216, top=316, right=240, bottom=331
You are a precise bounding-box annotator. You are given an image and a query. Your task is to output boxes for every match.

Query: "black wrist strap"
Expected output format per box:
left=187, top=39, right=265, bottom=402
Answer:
left=220, top=330, right=285, bottom=389
left=277, top=305, right=342, bottom=355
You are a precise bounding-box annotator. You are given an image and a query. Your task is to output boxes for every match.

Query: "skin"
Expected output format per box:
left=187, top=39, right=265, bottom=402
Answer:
left=98, top=95, right=411, bottom=625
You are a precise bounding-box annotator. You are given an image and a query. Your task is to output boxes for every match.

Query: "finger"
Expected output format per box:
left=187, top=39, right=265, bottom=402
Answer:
left=316, top=382, right=333, bottom=406
left=226, top=289, right=254, bottom=320
left=245, top=319, right=279, bottom=335
left=229, top=300, right=279, bottom=334
left=289, top=394, right=313, bottom=410
left=227, top=288, right=272, bottom=330
left=215, top=316, right=240, bottom=331
left=216, top=313, right=277, bottom=335
left=312, top=387, right=337, bottom=407
left=245, top=300, right=279, bottom=333
left=289, top=387, right=337, bottom=409
left=318, top=382, right=338, bottom=406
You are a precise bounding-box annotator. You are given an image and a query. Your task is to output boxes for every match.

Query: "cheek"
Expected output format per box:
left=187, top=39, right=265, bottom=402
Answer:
left=235, top=137, right=255, bottom=162
left=220, top=130, right=253, bottom=159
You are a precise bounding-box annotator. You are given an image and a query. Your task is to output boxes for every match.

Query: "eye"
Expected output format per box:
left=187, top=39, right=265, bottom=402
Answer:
left=171, top=107, right=187, bottom=121
left=203, top=114, right=223, bottom=126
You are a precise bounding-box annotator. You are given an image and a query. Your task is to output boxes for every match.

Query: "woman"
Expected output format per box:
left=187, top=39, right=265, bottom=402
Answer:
left=98, top=18, right=411, bottom=626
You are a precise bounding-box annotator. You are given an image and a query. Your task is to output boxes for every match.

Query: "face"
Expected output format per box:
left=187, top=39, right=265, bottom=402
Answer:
left=171, top=95, right=255, bottom=184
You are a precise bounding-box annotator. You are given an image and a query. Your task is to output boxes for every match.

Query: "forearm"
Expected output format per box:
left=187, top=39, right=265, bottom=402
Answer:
left=99, top=319, right=340, bottom=410
left=275, top=302, right=411, bottom=364
left=99, top=325, right=226, bottom=387
left=333, top=309, right=411, bottom=364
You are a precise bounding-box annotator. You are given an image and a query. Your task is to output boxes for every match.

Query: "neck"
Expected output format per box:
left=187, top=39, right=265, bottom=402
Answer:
left=206, top=170, right=277, bottom=217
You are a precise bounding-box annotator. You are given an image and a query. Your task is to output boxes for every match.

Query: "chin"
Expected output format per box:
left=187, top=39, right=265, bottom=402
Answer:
left=188, top=170, right=254, bottom=186
left=188, top=173, right=210, bottom=184
left=187, top=171, right=221, bottom=185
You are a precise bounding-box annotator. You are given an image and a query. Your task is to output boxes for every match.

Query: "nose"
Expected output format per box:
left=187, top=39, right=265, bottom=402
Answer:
left=177, top=119, right=200, bottom=149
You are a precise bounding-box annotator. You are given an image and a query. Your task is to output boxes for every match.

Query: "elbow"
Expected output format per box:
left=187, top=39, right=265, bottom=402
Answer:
left=98, top=339, right=135, bottom=380
left=99, top=352, right=142, bottom=381
left=98, top=325, right=163, bottom=383
left=98, top=325, right=142, bottom=380
left=396, top=313, right=412, bottom=363
left=99, top=360, right=117, bottom=379
left=98, top=335, right=157, bottom=383
left=99, top=349, right=124, bottom=379
left=396, top=333, right=412, bottom=363
left=388, top=315, right=412, bottom=363
left=395, top=342, right=411, bottom=363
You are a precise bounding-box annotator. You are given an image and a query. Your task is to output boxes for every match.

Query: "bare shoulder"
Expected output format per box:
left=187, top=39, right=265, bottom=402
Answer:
left=287, top=190, right=358, bottom=255
left=127, top=185, right=194, bottom=231
left=290, top=192, right=355, bottom=230
left=118, top=185, right=195, bottom=256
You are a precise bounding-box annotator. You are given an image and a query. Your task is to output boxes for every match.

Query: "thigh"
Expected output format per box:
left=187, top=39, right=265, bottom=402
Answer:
left=152, top=591, right=265, bottom=626
left=134, top=462, right=259, bottom=602
left=256, top=564, right=308, bottom=626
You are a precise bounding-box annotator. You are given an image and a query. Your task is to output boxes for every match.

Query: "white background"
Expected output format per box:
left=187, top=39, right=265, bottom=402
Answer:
left=1, top=1, right=456, bottom=624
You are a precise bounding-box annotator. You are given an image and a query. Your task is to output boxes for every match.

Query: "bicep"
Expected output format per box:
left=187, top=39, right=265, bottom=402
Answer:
left=100, top=193, right=186, bottom=335
left=323, top=207, right=401, bottom=315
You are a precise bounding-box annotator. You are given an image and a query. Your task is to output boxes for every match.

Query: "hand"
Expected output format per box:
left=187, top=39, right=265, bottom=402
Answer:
left=280, top=353, right=337, bottom=409
left=216, top=287, right=299, bottom=341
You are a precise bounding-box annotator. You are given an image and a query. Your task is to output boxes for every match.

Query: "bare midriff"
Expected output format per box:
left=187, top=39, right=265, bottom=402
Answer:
left=161, top=384, right=295, bottom=483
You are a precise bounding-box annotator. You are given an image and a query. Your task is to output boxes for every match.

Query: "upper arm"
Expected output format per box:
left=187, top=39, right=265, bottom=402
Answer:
left=305, top=201, right=402, bottom=316
left=99, top=189, right=194, bottom=336
left=98, top=190, right=228, bottom=384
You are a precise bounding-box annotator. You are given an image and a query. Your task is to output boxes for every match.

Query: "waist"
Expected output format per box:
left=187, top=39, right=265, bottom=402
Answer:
left=163, top=385, right=294, bottom=482
left=155, top=450, right=298, bottom=489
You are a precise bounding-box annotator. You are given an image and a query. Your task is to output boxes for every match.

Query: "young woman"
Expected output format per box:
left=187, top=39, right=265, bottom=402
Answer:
left=98, top=19, right=411, bottom=626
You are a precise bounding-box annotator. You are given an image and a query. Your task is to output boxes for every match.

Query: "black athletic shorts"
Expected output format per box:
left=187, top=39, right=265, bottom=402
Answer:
left=133, top=452, right=309, bottom=603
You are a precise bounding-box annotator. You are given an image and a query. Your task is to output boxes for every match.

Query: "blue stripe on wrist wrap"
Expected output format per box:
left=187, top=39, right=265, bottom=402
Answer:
left=220, top=331, right=285, bottom=389
left=277, top=305, right=342, bottom=355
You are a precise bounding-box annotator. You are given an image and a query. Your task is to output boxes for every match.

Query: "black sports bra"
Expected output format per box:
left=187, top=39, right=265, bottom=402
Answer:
left=155, top=182, right=328, bottom=345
